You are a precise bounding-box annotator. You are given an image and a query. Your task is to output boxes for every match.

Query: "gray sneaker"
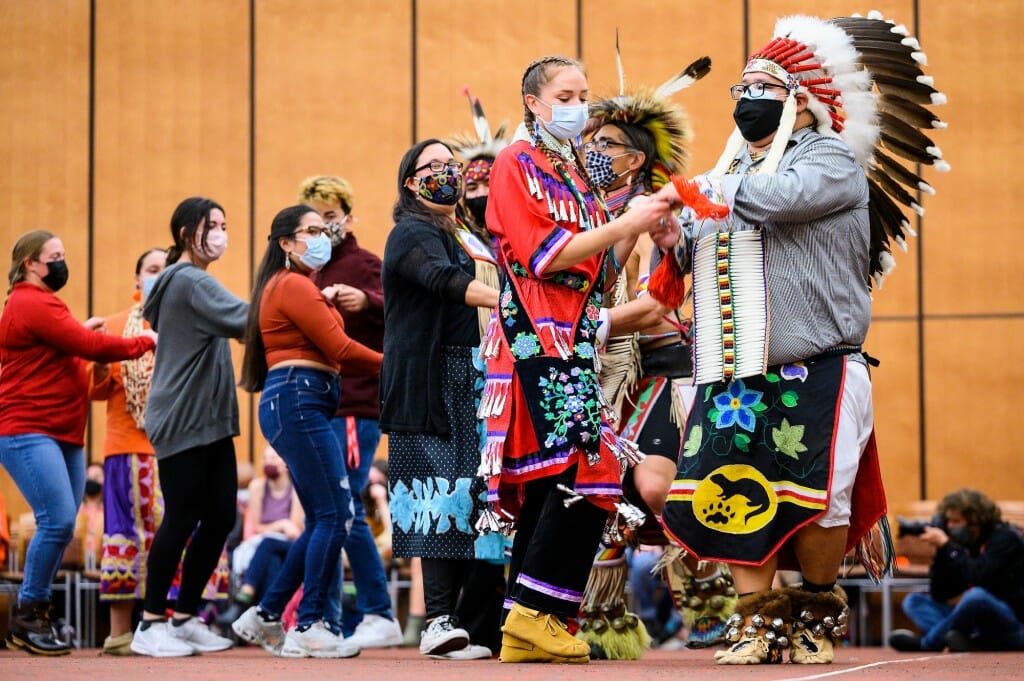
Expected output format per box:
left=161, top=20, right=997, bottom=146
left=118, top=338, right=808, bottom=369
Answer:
left=280, top=621, right=360, bottom=659
left=232, top=606, right=285, bottom=655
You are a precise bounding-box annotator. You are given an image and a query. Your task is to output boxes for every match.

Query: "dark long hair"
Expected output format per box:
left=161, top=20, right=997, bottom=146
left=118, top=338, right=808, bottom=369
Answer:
left=166, top=196, right=225, bottom=264
left=392, top=138, right=467, bottom=233
left=239, top=204, right=318, bottom=392
left=938, top=488, right=1003, bottom=538
left=612, top=122, right=657, bottom=191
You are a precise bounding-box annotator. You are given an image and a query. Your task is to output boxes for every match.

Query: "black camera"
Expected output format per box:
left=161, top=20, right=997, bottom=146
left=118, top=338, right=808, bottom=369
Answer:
left=897, top=514, right=945, bottom=538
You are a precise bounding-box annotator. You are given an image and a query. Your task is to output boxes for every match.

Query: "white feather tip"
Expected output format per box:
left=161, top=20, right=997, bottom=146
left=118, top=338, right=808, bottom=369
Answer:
left=894, top=235, right=909, bottom=253
left=931, top=92, right=947, bottom=105
left=918, top=181, right=936, bottom=196
left=867, top=10, right=885, bottom=20
left=916, top=75, right=934, bottom=87
left=932, top=120, right=948, bottom=129
left=901, top=37, right=921, bottom=49
left=926, top=145, right=943, bottom=159
left=912, top=51, right=928, bottom=65
left=879, top=250, right=897, bottom=274
left=890, top=24, right=910, bottom=36
left=933, top=160, right=951, bottom=172
left=911, top=202, right=925, bottom=217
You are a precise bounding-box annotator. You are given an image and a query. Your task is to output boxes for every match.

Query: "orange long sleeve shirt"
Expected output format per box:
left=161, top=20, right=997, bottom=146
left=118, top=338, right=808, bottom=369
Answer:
left=260, top=271, right=382, bottom=375
left=87, top=306, right=156, bottom=457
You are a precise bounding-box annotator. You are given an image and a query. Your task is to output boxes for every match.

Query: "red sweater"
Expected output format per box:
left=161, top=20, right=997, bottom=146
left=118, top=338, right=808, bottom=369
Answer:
left=260, top=271, right=382, bottom=375
left=0, top=283, right=156, bottom=445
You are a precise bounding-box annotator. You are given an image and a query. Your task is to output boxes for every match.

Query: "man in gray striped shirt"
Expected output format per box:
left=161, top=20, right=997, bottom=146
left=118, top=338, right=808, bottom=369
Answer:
left=654, top=35, right=885, bottom=666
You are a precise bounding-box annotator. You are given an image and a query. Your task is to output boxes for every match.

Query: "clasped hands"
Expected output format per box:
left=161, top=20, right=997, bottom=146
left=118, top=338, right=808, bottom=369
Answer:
left=623, top=195, right=681, bottom=250
left=321, top=283, right=369, bottom=312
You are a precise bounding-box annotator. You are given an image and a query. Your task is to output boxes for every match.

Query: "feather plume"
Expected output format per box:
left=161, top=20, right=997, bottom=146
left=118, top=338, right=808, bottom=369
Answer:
left=873, top=73, right=944, bottom=106
left=873, top=149, right=935, bottom=195
left=615, top=29, right=625, bottom=97
left=868, top=165, right=924, bottom=215
left=878, top=94, right=946, bottom=130
left=654, top=56, right=712, bottom=98
left=448, top=86, right=511, bottom=161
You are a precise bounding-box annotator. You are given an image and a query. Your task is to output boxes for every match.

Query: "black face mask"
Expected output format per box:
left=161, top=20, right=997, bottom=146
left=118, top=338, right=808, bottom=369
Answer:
left=464, top=196, right=488, bottom=227
left=84, top=480, right=103, bottom=497
left=42, top=260, right=69, bottom=292
left=947, top=525, right=973, bottom=547
left=733, top=98, right=785, bottom=143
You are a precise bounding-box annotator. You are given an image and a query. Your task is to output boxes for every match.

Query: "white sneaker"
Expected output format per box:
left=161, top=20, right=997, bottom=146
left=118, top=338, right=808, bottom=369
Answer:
left=429, top=643, right=493, bottom=660
left=169, top=616, right=233, bottom=652
left=129, top=621, right=196, bottom=657
left=419, top=615, right=470, bottom=656
left=346, top=614, right=404, bottom=648
left=280, top=621, right=360, bottom=659
left=232, top=606, right=285, bottom=655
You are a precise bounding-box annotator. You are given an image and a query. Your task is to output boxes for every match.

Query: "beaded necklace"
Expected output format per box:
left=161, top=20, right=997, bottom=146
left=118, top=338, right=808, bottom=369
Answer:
left=532, top=124, right=607, bottom=231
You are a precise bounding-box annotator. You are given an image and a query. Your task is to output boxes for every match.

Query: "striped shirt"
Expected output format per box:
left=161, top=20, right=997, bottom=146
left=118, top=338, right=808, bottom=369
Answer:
left=675, top=127, right=871, bottom=367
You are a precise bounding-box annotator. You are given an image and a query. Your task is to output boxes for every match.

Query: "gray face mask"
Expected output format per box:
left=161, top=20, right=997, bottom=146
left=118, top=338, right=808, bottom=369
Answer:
left=947, top=525, right=973, bottom=546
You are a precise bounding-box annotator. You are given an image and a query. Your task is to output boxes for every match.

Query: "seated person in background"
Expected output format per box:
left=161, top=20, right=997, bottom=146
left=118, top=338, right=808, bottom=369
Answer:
left=364, top=459, right=392, bottom=562
left=218, top=447, right=302, bottom=625
left=890, top=489, right=1024, bottom=652
left=75, top=463, right=105, bottom=568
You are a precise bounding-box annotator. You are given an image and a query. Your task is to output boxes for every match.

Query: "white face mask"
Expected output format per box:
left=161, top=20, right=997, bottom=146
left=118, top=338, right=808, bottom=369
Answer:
left=196, top=228, right=228, bottom=261
left=535, top=98, right=589, bottom=140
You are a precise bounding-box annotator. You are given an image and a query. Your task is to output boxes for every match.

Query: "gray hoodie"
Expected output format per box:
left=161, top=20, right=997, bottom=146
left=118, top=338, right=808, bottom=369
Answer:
left=143, top=262, right=248, bottom=459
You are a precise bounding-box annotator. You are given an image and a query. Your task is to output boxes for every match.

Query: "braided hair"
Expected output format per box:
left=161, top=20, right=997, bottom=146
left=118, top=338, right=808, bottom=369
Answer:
left=519, top=55, right=599, bottom=191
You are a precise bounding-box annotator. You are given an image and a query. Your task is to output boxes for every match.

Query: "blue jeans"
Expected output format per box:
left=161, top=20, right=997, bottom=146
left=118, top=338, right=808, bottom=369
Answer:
left=325, top=416, right=393, bottom=634
left=257, top=367, right=353, bottom=628
left=905, top=587, right=1024, bottom=650
left=0, top=434, right=84, bottom=604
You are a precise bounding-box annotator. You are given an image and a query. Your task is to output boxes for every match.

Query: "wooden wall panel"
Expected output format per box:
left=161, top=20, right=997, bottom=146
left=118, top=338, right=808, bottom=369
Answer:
left=0, top=0, right=90, bottom=521
left=414, top=0, right=577, bottom=165
left=920, top=0, right=1024, bottom=316
left=924, top=319, right=1024, bottom=501
left=91, top=0, right=252, bottom=461
left=255, top=0, right=413, bottom=260
left=864, top=320, right=922, bottom=515
left=580, top=0, right=745, bottom=176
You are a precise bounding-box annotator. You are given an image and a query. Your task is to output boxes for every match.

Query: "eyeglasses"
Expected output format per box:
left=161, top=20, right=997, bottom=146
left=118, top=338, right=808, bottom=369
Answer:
left=583, top=139, right=635, bottom=153
left=729, top=82, right=788, bottom=100
left=414, top=160, right=464, bottom=173
left=292, top=226, right=330, bottom=237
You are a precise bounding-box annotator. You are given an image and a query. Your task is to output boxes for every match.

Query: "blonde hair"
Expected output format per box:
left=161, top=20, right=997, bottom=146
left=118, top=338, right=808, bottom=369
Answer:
left=521, top=55, right=586, bottom=128
left=297, top=175, right=355, bottom=214
left=8, top=230, right=56, bottom=293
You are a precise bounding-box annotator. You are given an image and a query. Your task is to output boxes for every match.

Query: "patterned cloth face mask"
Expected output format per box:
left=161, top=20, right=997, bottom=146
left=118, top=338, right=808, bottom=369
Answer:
left=585, top=149, right=631, bottom=190
left=417, top=167, right=464, bottom=205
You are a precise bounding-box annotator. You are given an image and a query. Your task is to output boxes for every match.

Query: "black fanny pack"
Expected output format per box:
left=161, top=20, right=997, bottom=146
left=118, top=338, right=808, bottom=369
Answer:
left=640, top=341, right=692, bottom=379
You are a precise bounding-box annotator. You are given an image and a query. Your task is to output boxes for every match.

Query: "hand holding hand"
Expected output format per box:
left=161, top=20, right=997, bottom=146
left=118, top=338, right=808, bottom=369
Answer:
left=650, top=216, right=681, bottom=251
left=140, top=329, right=158, bottom=345
left=333, top=283, right=369, bottom=312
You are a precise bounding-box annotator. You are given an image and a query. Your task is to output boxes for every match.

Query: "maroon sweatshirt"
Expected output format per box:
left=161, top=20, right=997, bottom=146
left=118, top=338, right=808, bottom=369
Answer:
left=313, top=233, right=385, bottom=420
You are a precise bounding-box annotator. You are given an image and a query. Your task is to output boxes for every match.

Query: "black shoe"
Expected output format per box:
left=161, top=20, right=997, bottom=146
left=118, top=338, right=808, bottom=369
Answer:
left=889, top=629, right=923, bottom=652
left=945, top=629, right=971, bottom=652
left=6, top=601, right=71, bottom=656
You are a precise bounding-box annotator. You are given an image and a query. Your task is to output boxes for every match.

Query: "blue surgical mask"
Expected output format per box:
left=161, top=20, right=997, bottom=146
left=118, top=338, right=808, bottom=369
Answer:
left=298, top=233, right=332, bottom=271
left=140, top=275, right=158, bottom=301
left=536, top=98, right=589, bottom=140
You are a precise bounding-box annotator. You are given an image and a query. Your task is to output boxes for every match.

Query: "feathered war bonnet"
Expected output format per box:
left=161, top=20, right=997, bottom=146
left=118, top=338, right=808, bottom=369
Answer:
left=586, top=38, right=711, bottom=189
left=713, top=11, right=949, bottom=288
left=448, top=87, right=511, bottom=185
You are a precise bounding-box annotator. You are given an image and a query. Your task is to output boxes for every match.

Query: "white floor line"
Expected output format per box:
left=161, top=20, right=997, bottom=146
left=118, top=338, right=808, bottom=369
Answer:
left=771, top=654, right=947, bottom=681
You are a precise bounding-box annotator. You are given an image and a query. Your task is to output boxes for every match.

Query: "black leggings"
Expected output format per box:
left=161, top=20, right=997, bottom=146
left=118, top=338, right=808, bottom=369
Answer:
left=143, top=439, right=237, bottom=616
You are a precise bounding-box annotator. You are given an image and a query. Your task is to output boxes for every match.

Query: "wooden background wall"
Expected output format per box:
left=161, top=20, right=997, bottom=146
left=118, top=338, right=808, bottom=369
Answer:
left=2, top=0, right=1022, bottom=523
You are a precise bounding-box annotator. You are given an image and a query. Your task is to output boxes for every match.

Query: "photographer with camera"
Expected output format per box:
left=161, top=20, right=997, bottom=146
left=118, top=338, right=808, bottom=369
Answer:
left=889, top=489, right=1024, bottom=652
